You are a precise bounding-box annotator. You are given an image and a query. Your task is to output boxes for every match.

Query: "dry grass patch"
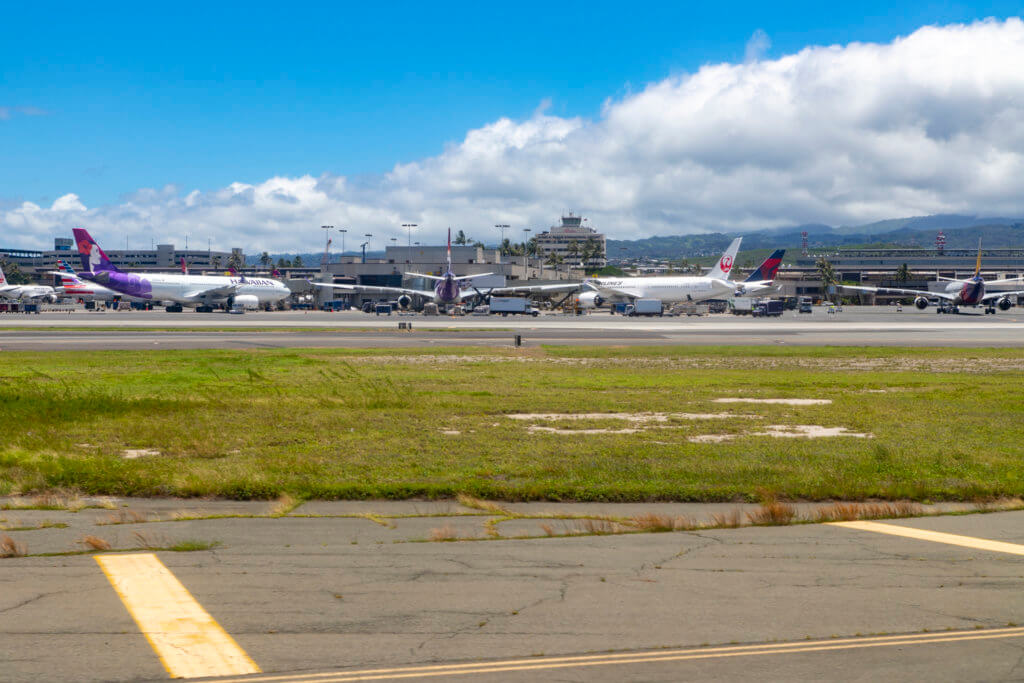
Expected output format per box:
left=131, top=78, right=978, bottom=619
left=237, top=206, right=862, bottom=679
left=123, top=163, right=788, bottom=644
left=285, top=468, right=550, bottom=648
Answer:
left=79, top=535, right=111, bottom=551
left=429, top=524, right=459, bottom=541
left=457, top=494, right=508, bottom=514
left=1, top=535, right=26, bottom=557
left=631, top=513, right=697, bottom=532
left=710, top=509, right=744, bottom=528
left=100, top=508, right=148, bottom=525
left=132, top=530, right=169, bottom=550
left=747, top=501, right=798, bottom=526
left=573, top=518, right=619, bottom=535
left=271, top=494, right=301, bottom=516
left=814, top=501, right=923, bottom=522
left=538, top=522, right=556, bottom=536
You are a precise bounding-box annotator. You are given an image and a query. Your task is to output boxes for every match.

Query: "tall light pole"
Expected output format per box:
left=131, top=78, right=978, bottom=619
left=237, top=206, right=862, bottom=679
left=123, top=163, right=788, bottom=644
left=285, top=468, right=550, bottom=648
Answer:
left=495, top=224, right=509, bottom=255
left=402, top=223, right=417, bottom=263
left=321, top=225, right=334, bottom=271
left=338, top=228, right=347, bottom=260
left=522, top=228, right=531, bottom=270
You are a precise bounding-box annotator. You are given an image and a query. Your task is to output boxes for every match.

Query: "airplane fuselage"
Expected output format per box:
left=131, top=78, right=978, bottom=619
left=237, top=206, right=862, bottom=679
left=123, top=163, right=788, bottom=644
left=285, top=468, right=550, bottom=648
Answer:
left=950, top=277, right=985, bottom=306
left=588, top=276, right=737, bottom=303
left=434, top=274, right=461, bottom=304
left=0, top=285, right=56, bottom=301
left=83, top=271, right=290, bottom=305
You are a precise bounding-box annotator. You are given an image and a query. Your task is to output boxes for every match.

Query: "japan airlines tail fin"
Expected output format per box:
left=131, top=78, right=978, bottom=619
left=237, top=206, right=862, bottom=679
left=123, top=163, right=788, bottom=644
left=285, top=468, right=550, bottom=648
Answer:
left=73, top=228, right=119, bottom=274
left=0, top=263, right=6, bottom=285
left=708, top=238, right=742, bottom=280
left=181, top=257, right=188, bottom=275
left=744, top=249, right=785, bottom=283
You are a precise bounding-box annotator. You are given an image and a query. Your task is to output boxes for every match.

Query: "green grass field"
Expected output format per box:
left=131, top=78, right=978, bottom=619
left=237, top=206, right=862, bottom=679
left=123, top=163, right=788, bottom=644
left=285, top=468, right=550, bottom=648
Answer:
left=1, top=345, right=1023, bottom=502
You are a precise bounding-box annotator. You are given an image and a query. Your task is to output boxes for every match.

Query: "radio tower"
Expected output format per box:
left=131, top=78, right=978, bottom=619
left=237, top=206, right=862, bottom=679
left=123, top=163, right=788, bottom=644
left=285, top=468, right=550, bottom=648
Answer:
left=801, top=231, right=809, bottom=256
left=935, top=230, right=946, bottom=255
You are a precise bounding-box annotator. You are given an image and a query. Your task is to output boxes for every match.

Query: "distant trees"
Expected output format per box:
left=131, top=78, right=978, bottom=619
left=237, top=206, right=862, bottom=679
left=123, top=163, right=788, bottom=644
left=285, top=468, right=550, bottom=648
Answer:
left=895, top=262, right=911, bottom=283
left=453, top=230, right=469, bottom=245
left=212, top=255, right=222, bottom=270
left=227, top=252, right=243, bottom=272
left=259, top=252, right=272, bottom=268
left=293, top=255, right=304, bottom=268
left=0, top=259, right=30, bottom=284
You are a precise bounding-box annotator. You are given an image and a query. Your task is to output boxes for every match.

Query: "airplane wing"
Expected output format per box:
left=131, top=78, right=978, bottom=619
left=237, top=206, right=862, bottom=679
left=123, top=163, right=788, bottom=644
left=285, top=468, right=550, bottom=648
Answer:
left=405, top=272, right=495, bottom=282
left=839, top=284, right=956, bottom=300
left=307, top=281, right=435, bottom=298
left=986, top=277, right=1024, bottom=286
left=181, top=284, right=245, bottom=301
left=584, top=281, right=645, bottom=300
left=491, top=282, right=580, bottom=295
left=982, top=289, right=1024, bottom=302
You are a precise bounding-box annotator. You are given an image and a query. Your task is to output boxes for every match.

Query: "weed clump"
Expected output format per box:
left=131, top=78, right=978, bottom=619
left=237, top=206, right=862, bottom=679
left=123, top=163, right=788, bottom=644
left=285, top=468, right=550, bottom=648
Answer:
left=0, top=535, right=26, bottom=557
left=79, top=535, right=111, bottom=551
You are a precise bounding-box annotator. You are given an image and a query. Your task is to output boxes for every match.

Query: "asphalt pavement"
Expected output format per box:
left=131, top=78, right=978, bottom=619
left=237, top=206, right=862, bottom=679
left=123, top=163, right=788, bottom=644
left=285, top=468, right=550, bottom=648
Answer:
left=2, top=499, right=1023, bottom=681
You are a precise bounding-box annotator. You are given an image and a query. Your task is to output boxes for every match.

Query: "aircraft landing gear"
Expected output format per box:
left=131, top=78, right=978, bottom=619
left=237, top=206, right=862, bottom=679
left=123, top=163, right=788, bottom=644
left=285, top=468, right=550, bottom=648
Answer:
left=165, top=304, right=183, bottom=313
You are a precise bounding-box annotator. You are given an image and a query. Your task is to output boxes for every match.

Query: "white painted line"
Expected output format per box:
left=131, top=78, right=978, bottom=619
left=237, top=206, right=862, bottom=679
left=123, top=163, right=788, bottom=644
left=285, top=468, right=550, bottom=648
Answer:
left=96, top=553, right=260, bottom=678
left=831, top=520, right=1024, bottom=556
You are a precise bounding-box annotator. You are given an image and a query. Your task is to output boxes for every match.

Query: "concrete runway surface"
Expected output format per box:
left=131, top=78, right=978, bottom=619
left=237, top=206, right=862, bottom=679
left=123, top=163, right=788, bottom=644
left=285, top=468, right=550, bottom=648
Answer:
left=1, top=498, right=1023, bottom=681
left=1, top=306, right=1024, bottom=349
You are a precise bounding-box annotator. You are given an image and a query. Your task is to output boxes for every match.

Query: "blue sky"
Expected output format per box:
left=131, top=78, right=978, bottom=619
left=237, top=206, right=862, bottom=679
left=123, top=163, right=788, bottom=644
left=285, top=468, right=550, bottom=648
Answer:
left=3, top=1, right=1018, bottom=207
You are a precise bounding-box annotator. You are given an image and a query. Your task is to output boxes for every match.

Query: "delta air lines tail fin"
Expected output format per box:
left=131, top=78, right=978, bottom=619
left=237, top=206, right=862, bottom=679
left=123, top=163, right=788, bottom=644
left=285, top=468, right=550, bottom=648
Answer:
left=708, top=238, right=742, bottom=280
left=744, top=249, right=785, bottom=283
left=73, top=228, right=118, bottom=273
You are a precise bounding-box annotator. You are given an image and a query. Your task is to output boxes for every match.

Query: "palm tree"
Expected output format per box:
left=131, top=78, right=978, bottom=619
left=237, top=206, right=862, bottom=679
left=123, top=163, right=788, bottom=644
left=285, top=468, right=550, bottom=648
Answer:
left=526, top=237, right=539, bottom=257
left=545, top=252, right=563, bottom=267
left=293, top=255, right=304, bottom=268
left=212, top=255, right=222, bottom=270
left=816, top=257, right=837, bottom=302
left=895, top=262, right=911, bottom=284
left=454, top=230, right=468, bottom=245
left=583, top=237, right=599, bottom=265
left=259, top=252, right=271, bottom=269
left=500, top=238, right=513, bottom=256
left=227, top=252, right=242, bottom=272
left=566, top=240, right=581, bottom=265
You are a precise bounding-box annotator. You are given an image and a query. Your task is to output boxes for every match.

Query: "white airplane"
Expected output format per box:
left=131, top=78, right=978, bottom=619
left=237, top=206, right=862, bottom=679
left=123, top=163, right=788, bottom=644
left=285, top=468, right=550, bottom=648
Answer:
left=729, top=249, right=786, bottom=297
left=839, top=241, right=1024, bottom=314
left=576, top=238, right=744, bottom=308
left=0, top=263, right=57, bottom=302
left=310, top=229, right=577, bottom=308
left=73, top=228, right=291, bottom=312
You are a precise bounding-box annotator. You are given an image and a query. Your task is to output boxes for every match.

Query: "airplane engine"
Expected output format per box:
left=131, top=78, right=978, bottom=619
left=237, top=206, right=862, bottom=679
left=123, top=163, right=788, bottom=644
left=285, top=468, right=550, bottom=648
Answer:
left=397, top=294, right=412, bottom=310
left=914, top=296, right=929, bottom=310
left=46, top=293, right=58, bottom=303
left=229, top=294, right=260, bottom=311
left=998, top=296, right=1013, bottom=311
left=576, top=291, right=604, bottom=309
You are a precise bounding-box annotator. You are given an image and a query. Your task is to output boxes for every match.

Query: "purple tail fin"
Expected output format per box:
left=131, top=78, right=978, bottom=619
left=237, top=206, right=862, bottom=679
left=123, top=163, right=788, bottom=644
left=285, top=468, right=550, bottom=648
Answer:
left=73, top=228, right=118, bottom=273
left=744, top=249, right=785, bottom=283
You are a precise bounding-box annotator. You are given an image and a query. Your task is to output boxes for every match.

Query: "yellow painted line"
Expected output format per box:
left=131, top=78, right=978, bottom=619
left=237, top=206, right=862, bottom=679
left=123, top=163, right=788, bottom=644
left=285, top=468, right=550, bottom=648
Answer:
left=95, top=553, right=260, bottom=679
left=831, top=520, right=1024, bottom=556
left=221, top=627, right=1024, bottom=683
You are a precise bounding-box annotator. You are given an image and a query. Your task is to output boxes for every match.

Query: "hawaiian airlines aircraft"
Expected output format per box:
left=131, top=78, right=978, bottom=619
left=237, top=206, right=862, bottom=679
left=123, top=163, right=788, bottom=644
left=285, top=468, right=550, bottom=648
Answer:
left=576, top=238, right=744, bottom=308
left=0, top=263, right=57, bottom=302
left=840, top=241, right=1024, bottom=314
left=310, top=229, right=576, bottom=307
left=73, top=228, right=291, bottom=312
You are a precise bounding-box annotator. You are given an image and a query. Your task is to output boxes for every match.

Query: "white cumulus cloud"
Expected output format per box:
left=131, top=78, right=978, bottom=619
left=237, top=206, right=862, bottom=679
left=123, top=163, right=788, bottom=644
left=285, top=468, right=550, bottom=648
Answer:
left=7, top=18, right=1024, bottom=252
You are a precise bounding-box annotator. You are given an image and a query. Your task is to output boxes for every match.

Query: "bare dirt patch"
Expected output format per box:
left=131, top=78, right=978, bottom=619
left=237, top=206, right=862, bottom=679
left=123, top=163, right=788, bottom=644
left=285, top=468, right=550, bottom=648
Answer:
left=122, top=448, right=161, bottom=460
left=689, top=425, right=872, bottom=442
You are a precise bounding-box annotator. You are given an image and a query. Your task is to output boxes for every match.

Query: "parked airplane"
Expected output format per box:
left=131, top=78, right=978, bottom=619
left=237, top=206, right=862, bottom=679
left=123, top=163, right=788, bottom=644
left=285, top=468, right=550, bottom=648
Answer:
left=309, top=229, right=576, bottom=307
left=576, top=238, right=743, bottom=308
left=839, top=242, right=1024, bottom=314
left=731, top=249, right=786, bottom=297
left=0, top=263, right=57, bottom=302
left=73, top=228, right=291, bottom=312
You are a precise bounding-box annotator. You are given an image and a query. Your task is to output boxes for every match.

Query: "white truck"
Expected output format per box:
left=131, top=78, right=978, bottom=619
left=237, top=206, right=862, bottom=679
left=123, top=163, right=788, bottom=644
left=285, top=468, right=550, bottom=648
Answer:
left=489, top=297, right=540, bottom=317
left=731, top=297, right=755, bottom=315
left=625, top=299, right=664, bottom=317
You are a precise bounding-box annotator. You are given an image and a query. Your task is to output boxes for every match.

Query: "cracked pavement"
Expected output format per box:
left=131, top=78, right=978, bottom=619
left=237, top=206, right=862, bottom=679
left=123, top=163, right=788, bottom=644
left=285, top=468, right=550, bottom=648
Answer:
left=0, top=499, right=1022, bottom=681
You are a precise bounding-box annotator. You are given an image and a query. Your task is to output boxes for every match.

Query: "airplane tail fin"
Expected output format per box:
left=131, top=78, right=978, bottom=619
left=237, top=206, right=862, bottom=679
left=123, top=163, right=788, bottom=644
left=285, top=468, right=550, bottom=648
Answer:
left=0, top=262, right=6, bottom=285
left=446, top=228, right=452, bottom=273
left=73, top=228, right=118, bottom=273
left=974, top=238, right=982, bottom=277
left=181, top=257, right=188, bottom=275
left=744, top=249, right=785, bottom=283
left=708, top=237, right=742, bottom=280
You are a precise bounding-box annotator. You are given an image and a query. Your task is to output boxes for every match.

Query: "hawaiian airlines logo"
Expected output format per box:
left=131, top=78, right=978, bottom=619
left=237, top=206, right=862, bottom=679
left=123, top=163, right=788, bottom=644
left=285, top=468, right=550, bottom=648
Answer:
left=720, top=255, right=733, bottom=273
